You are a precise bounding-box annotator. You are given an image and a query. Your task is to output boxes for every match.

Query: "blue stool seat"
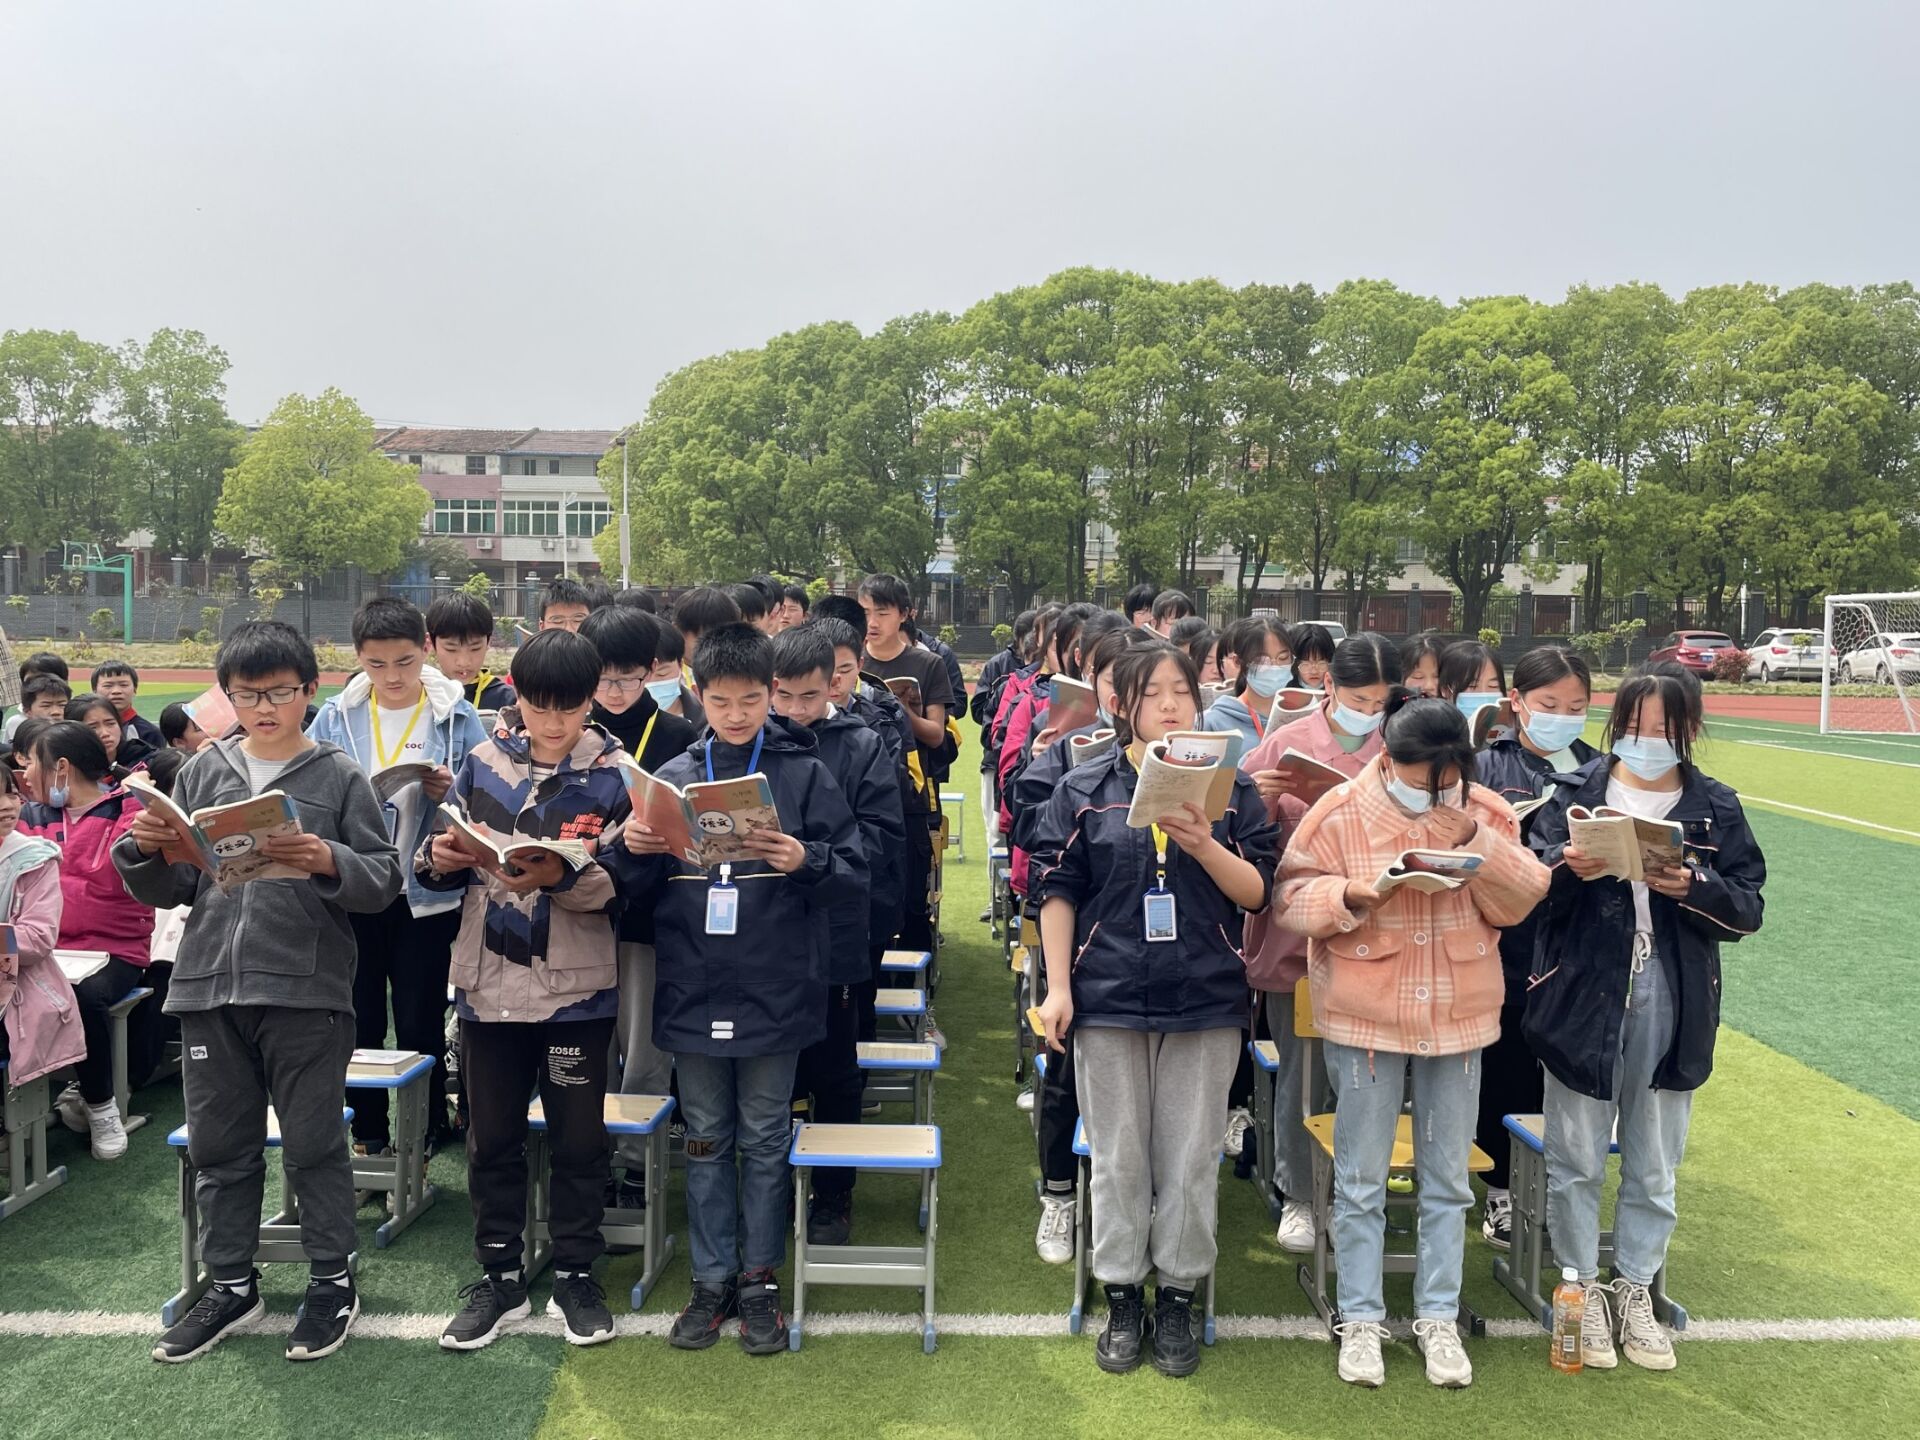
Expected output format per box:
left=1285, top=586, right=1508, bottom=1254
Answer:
left=879, top=949, right=933, bottom=976
left=167, top=1106, right=354, bottom=1148
left=532, top=1092, right=676, bottom=1134
left=875, top=988, right=927, bottom=1016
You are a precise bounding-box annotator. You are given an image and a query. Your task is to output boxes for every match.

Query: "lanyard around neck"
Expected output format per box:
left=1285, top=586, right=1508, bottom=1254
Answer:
left=1150, top=823, right=1168, bottom=889
left=373, top=691, right=427, bottom=770
left=636, top=709, right=658, bottom=762
left=705, top=726, right=765, bottom=783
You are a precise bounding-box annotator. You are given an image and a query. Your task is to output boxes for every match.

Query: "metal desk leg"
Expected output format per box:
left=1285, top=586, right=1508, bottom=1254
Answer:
left=789, top=1164, right=809, bottom=1350
left=631, top=1124, right=676, bottom=1309
left=1069, top=1156, right=1089, bottom=1334
left=921, top=1167, right=939, bottom=1354
left=163, top=1148, right=206, bottom=1325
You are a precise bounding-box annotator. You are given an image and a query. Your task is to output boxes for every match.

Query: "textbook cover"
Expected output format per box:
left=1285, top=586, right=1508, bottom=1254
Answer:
left=1125, top=730, right=1237, bottom=828
left=1566, top=806, right=1684, bottom=883
left=123, top=773, right=306, bottom=891
left=436, top=803, right=595, bottom=875
left=618, top=759, right=783, bottom=868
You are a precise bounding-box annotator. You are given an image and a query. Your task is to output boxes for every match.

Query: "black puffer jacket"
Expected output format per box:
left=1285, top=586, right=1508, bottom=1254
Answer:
left=1523, top=757, right=1766, bottom=1099
left=1029, top=748, right=1279, bottom=1033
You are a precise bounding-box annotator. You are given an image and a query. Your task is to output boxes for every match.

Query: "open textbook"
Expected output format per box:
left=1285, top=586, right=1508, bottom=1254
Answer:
left=123, top=773, right=306, bottom=891
left=1046, top=675, right=1100, bottom=736
left=1263, top=747, right=1350, bottom=806
left=1566, top=805, right=1685, bottom=883
left=437, top=803, right=595, bottom=875
left=1264, top=687, right=1324, bottom=728
left=616, top=757, right=784, bottom=868
left=1068, top=728, right=1117, bottom=765
left=1371, top=848, right=1484, bottom=896
left=371, top=761, right=440, bottom=802
left=1125, top=730, right=1244, bottom=828
left=1468, top=697, right=1516, bottom=748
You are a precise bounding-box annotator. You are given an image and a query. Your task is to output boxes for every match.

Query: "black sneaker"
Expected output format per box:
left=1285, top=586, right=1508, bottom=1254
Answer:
left=152, top=1274, right=265, bottom=1363
left=439, top=1273, right=532, bottom=1351
left=547, top=1270, right=615, bottom=1347
left=807, top=1190, right=853, bottom=1246
left=736, top=1269, right=789, bottom=1355
left=1095, top=1284, right=1147, bottom=1374
left=1481, top=1192, right=1513, bottom=1252
left=1151, top=1285, right=1200, bottom=1377
left=668, top=1279, right=738, bottom=1350
left=286, top=1272, right=359, bottom=1361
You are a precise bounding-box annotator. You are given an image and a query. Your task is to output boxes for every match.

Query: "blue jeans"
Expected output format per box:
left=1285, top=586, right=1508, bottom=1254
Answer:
left=1543, top=947, right=1692, bottom=1285
left=674, top=1050, right=799, bottom=1282
left=1323, top=1041, right=1481, bottom=1322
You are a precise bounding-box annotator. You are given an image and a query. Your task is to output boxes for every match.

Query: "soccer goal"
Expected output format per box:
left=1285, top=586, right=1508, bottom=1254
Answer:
left=1821, top=591, right=1920, bottom=734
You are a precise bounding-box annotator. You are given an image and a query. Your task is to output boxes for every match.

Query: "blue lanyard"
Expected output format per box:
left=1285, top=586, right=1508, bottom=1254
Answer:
left=704, top=726, right=765, bottom=783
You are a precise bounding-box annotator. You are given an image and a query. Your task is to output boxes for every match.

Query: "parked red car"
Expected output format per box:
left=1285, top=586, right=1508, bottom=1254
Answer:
left=1646, top=629, right=1737, bottom=675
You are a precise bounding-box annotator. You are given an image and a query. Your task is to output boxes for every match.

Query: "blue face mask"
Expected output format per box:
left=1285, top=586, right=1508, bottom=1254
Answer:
left=1383, top=768, right=1433, bottom=814
left=645, top=679, right=682, bottom=710
left=1329, top=698, right=1383, bottom=736
left=1245, top=663, right=1292, bottom=698
left=1455, top=691, right=1503, bottom=722
left=1520, top=704, right=1587, bottom=754
left=1095, top=704, right=1113, bottom=727
left=1612, top=735, right=1679, bottom=781
left=46, top=770, right=70, bottom=809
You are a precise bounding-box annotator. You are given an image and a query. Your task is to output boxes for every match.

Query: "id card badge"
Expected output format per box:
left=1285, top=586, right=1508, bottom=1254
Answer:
left=706, top=881, right=739, bottom=936
left=1143, top=888, right=1178, bottom=944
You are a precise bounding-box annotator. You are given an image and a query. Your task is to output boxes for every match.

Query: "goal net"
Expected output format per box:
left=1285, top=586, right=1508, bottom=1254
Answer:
left=1822, top=592, right=1920, bottom=735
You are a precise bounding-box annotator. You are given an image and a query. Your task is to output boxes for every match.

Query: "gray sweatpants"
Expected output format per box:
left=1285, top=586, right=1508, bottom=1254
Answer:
left=1075, top=1025, right=1240, bottom=1291
left=612, top=942, right=673, bottom=1170
left=179, top=1005, right=357, bottom=1280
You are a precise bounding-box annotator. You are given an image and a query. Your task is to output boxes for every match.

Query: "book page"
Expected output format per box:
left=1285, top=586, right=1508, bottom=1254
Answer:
left=884, top=675, right=923, bottom=712
left=196, top=791, right=304, bottom=891
left=683, top=773, right=782, bottom=868
left=1566, top=808, right=1643, bottom=881
left=620, top=765, right=699, bottom=865
left=184, top=683, right=238, bottom=744
left=1264, top=688, right=1322, bottom=727
left=1047, top=675, right=1100, bottom=736
left=1269, top=747, right=1349, bottom=805
left=1068, top=729, right=1117, bottom=765
left=371, top=761, right=439, bottom=802
left=1126, top=742, right=1224, bottom=828
left=123, top=772, right=206, bottom=864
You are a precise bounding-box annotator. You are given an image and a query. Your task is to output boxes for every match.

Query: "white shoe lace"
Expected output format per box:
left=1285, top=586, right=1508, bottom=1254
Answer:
left=1582, top=1286, right=1613, bottom=1347
left=1037, top=1196, right=1073, bottom=1245
left=1413, top=1317, right=1466, bottom=1366
left=1224, top=1107, right=1253, bottom=1152
left=88, top=1107, right=124, bottom=1137
left=1484, top=1193, right=1511, bottom=1225
left=1334, top=1319, right=1389, bottom=1363
left=1609, top=1279, right=1670, bottom=1353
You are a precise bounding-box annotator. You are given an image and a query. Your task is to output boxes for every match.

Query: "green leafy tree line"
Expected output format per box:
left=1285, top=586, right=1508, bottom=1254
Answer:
left=598, top=272, right=1920, bottom=631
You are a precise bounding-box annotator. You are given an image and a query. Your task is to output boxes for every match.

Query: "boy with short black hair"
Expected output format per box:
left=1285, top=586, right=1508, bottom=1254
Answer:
left=91, top=660, right=165, bottom=754
left=771, top=624, right=904, bottom=1245
left=308, top=596, right=488, bottom=1155
left=159, top=702, right=209, bottom=753
left=726, top=582, right=773, bottom=633
left=780, top=584, right=809, bottom=628
left=611, top=587, right=658, bottom=614
left=674, top=586, right=743, bottom=659
left=538, top=577, right=594, bottom=632
left=115, top=621, right=403, bottom=1364
left=578, top=605, right=696, bottom=1199
left=425, top=592, right=515, bottom=712
left=646, top=616, right=703, bottom=729
left=422, top=629, right=631, bottom=1351
left=17, top=672, right=72, bottom=722
left=1124, top=584, right=1158, bottom=630
left=614, top=622, right=863, bottom=1355
left=1150, top=589, right=1195, bottom=635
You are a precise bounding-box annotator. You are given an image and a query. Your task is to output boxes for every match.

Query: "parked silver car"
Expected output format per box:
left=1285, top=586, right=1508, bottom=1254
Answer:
left=1743, top=628, right=1828, bottom=683
left=1836, top=633, right=1920, bottom=685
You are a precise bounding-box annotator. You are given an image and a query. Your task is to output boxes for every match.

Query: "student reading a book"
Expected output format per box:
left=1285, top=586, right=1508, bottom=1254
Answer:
left=309, top=597, right=488, bottom=1156
left=1523, top=667, right=1765, bottom=1374
left=18, top=721, right=152, bottom=1161
left=1470, top=646, right=1600, bottom=1249
left=613, top=622, right=862, bottom=1357
left=997, top=604, right=1099, bottom=903
left=90, top=660, right=165, bottom=755
left=1029, top=642, right=1278, bottom=1379
left=67, top=692, right=153, bottom=777
left=1289, top=622, right=1337, bottom=688
left=0, top=762, right=85, bottom=1087
left=536, top=577, right=594, bottom=633
left=771, top=624, right=905, bottom=1247
left=1200, top=616, right=1295, bottom=749
left=578, top=605, right=695, bottom=1209
left=114, top=621, right=403, bottom=1364
left=160, top=702, right=209, bottom=753
left=1436, top=640, right=1505, bottom=705
left=426, top=592, right=515, bottom=713
left=1399, top=633, right=1446, bottom=698
left=419, top=628, right=631, bottom=1352
left=1277, top=695, right=1549, bottom=1390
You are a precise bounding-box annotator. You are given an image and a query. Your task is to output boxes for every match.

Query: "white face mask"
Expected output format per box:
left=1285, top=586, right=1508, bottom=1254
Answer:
left=1330, top=697, right=1383, bottom=735
left=1383, top=767, right=1433, bottom=813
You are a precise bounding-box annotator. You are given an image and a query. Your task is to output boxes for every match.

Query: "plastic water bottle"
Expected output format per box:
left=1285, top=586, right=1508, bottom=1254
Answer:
left=1550, top=1267, right=1584, bottom=1374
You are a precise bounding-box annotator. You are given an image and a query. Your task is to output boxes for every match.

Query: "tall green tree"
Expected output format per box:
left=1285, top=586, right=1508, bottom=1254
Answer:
left=117, top=328, right=242, bottom=562
left=0, top=329, right=129, bottom=576
left=216, top=388, right=429, bottom=633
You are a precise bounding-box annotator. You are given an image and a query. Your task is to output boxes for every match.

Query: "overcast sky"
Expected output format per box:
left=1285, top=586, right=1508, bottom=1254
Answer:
left=4, top=1, right=1913, bottom=429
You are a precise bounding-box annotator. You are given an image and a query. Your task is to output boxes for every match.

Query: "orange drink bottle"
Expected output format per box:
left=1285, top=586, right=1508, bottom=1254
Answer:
left=1550, top=1267, right=1584, bottom=1374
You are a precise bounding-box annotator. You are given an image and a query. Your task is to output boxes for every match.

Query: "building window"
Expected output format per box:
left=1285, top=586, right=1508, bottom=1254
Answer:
left=517, top=458, right=537, bottom=476
left=433, top=498, right=496, bottom=535
left=549, top=459, right=561, bottom=474
left=566, top=500, right=612, bottom=538
left=407, top=454, right=422, bottom=467
left=465, top=455, right=487, bottom=475
left=1392, top=536, right=1425, bottom=564
left=502, top=499, right=560, bottom=537
left=943, top=454, right=964, bottom=478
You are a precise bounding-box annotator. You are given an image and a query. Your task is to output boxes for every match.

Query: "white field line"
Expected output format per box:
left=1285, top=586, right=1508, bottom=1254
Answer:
left=1713, top=736, right=1920, bottom=769
left=1704, top=720, right=1920, bottom=752
left=2, top=1308, right=1916, bottom=1345
left=1740, top=794, right=1920, bottom=840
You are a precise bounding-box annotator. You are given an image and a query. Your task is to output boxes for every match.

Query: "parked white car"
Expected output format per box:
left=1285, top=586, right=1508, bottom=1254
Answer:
left=1743, top=628, right=1828, bottom=683
left=1836, top=633, right=1920, bottom=685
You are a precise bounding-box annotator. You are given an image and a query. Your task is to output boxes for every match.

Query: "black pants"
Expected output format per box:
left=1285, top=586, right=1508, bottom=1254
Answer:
left=852, top=944, right=884, bottom=1045
left=72, top=956, right=147, bottom=1105
left=1475, top=996, right=1545, bottom=1190
left=794, top=984, right=862, bottom=1199
left=461, top=1015, right=615, bottom=1275
left=349, top=895, right=461, bottom=1148
left=1036, top=1032, right=1079, bottom=1187
left=897, top=840, right=934, bottom=953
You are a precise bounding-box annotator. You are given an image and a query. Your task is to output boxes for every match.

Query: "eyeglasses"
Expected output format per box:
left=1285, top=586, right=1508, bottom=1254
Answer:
left=227, top=685, right=304, bottom=709
left=596, top=676, right=646, bottom=695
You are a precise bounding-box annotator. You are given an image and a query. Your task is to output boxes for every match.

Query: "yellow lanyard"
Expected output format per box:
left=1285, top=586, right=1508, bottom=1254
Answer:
left=373, top=691, right=427, bottom=770
left=1150, top=823, right=1169, bottom=890
left=636, top=709, right=658, bottom=763
left=474, top=669, right=494, bottom=698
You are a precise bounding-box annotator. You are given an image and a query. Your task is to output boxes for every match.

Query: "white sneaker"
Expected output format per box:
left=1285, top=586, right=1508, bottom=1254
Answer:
left=55, top=1085, right=87, bottom=1134
left=1609, top=1278, right=1676, bottom=1371
left=1334, top=1319, right=1389, bottom=1387
left=1581, top=1281, right=1618, bottom=1369
left=88, top=1101, right=129, bottom=1161
left=1015, top=1088, right=1036, bottom=1113
left=1413, top=1317, right=1473, bottom=1387
left=1274, top=1199, right=1316, bottom=1253
left=1222, top=1106, right=1253, bottom=1157
left=1035, top=1193, right=1075, bottom=1265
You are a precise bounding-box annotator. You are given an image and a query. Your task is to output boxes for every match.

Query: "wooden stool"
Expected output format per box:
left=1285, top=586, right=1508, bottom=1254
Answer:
left=874, top=987, right=927, bottom=1043
left=523, top=1093, right=677, bottom=1309
left=1, top=1062, right=67, bottom=1220
left=344, top=1052, right=438, bottom=1248
left=856, top=1040, right=940, bottom=1129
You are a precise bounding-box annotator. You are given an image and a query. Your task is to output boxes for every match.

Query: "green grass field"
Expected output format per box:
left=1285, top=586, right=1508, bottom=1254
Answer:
left=2, top=695, right=1915, bottom=1438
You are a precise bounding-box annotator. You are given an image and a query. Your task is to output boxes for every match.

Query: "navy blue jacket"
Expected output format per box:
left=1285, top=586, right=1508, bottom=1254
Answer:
left=971, top=644, right=1021, bottom=727
left=1523, top=758, right=1766, bottom=1100
left=848, top=682, right=932, bottom=857
left=805, top=707, right=907, bottom=980
left=1007, top=723, right=1103, bottom=854
left=1474, top=734, right=1601, bottom=987
left=1030, top=748, right=1280, bottom=1033
left=608, top=716, right=864, bottom=1057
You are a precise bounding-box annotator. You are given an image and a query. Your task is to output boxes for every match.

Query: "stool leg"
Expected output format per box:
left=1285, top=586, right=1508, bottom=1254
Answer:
left=789, top=1164, right=807, bottom=1351
left=163, top=1150, right=205, bottom=1326
left=921, top=1166, right=939, bottom=1354
left=1069, top=1156, right=1088, bottom=1334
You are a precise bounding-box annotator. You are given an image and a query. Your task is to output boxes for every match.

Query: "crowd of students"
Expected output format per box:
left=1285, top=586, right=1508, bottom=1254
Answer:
left=987, top=592, right=1765, bottom=1387
left=0, top=576, right=1765, bottom=1389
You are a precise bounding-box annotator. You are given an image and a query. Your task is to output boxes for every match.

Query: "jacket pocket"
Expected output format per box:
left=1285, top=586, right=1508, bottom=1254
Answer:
left=240, top=885, right=325, bottom=978
left=1442, top=930, right=1505, bottom=1021
left=1318, top=929, right=1402, bottom=1025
